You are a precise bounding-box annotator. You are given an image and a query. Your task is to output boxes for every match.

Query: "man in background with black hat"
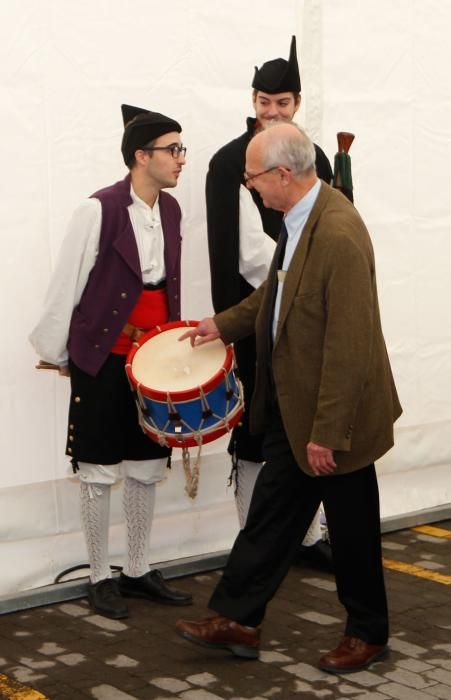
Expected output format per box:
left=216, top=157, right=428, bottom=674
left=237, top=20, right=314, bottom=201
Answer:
left=206, top=37, right=333, bottom=570
left=30, top=105, right=192, bottom=619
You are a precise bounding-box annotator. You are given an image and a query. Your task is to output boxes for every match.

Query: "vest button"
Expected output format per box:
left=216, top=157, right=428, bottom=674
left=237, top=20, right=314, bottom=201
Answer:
left=69, top=424, right=74, bottom=430
left=103, top=328, right=109, bottom=334
left=112, top=309, right=119, bottom=315
left=94, top=344, right=100, bottom=349
left=121, top=292, right=128, bottom=299
left=74, top=396, right=81, bottom=403
left=67, top=447, right=73, bottom=454
left=69, top=435, right=74, bottom=442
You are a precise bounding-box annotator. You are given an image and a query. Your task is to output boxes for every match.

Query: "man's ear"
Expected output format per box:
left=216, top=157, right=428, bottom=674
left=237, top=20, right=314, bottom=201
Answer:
left=278, top=166, right=292, bottom=186
left=134, top=149, right=149, bottom=166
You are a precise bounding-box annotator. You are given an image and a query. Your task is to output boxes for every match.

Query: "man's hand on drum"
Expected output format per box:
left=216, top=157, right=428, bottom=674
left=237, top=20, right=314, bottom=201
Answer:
left=179, top=318, right=221, bottom=347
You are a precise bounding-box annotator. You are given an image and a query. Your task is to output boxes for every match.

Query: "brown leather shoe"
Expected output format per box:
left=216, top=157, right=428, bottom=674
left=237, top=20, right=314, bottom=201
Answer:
left=318, top=636, right=388, bottom=673
left=175, top=615, right=260, bottom=659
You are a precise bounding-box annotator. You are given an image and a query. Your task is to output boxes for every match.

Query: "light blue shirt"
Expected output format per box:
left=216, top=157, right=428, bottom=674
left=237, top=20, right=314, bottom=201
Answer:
left=272, top=178, right=321, bottom=341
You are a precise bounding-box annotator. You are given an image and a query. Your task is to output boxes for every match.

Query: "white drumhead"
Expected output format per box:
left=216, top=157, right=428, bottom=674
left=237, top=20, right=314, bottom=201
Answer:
left=131, top=326, right=227, bottom=392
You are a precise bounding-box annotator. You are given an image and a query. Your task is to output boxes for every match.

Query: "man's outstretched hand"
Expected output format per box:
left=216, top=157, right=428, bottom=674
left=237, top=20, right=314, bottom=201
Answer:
left=178, top=318, right=221, bottom=347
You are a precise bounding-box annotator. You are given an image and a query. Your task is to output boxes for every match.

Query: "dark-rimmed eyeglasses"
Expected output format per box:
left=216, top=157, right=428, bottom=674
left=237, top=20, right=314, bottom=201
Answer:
left=243, top=166, right=278, bottom=187
left=142, top=144, right=187, bottom=159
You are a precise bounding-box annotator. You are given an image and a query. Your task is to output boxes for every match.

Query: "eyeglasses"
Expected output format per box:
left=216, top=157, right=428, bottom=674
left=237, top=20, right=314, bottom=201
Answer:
left=142, top=144, right=187, bottom=159
left=243, top=166, right=278, bottom=187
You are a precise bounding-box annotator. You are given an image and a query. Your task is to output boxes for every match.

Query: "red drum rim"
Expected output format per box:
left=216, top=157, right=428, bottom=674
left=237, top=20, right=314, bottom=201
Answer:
left=125, top=320, right=234, bottom=402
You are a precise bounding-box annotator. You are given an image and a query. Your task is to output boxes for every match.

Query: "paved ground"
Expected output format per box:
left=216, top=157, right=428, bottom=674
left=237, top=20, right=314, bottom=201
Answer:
left=0, top=521, right=451, bottom=700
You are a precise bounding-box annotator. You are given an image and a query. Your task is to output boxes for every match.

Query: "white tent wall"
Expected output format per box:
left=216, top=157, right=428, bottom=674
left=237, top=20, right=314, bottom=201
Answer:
left=1, top=0, right=450, bottom=597
left=317, top=0, right=451, bottom=519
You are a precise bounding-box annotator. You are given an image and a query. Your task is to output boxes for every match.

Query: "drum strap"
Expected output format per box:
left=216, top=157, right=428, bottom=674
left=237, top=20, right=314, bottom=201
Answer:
left=122, top=322, right=145, bottom=342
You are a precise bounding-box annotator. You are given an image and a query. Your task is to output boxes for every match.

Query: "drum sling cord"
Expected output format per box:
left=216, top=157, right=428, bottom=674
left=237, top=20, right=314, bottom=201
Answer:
left=181, top=445, right=201, bottom=499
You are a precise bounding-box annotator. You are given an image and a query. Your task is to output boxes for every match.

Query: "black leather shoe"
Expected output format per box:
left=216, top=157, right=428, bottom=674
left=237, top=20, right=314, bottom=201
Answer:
left=295, top=539, right=334, bottom=573
left=87, top=578, right=128, bottom=619
left=119, top=570, right=193, bottom=606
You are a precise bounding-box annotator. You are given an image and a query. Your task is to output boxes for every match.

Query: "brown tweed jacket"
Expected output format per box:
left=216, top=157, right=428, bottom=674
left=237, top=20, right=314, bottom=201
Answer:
left=215, top=182, right=402, bottom=476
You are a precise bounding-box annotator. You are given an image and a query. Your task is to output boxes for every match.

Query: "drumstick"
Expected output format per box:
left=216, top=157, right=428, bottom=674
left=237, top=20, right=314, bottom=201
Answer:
left=35, top=360, right=60, bottom=371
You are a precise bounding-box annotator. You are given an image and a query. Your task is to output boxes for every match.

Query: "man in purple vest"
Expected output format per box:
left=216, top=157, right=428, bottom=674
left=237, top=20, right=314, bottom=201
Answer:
left=30, top=104, right=192, bottom=619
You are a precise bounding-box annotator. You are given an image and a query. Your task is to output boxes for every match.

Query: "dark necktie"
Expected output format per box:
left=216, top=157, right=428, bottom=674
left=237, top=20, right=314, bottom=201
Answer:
left=267, top=220, right=288, bottom=351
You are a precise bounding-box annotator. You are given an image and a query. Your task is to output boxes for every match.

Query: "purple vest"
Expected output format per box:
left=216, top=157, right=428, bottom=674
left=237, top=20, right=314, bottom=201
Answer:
left=67, top=174, right=182, bottom=376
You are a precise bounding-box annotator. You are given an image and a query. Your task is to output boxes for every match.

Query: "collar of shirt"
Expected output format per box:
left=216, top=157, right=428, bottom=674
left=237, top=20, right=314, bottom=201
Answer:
left=283, top=178, right=321, bottom=243
left=129, top=184, right=161, bottom=227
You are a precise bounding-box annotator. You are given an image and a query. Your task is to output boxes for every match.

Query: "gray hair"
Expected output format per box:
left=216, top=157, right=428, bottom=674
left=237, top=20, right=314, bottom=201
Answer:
left=263, top=123, right=316, bottom=176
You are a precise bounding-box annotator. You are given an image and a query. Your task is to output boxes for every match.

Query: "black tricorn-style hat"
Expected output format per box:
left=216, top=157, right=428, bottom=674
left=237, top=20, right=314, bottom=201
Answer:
left=121, top=104, right=182, bottom=166
left=252, top=35, right=301, bottom=93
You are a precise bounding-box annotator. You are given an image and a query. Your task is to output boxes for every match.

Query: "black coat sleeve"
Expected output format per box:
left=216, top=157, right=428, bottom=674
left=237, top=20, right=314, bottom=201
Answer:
left=206, top=147, right=245, bottom=313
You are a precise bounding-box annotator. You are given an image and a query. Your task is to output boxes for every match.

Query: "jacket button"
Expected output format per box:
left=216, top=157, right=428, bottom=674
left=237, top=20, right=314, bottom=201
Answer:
left=94, top=344, right=100, bottom=349
left=103, top=328, right=109, bottom=334
left=67, top=447, right=73, bottom=454
left=69, top=435, right=74, bottom=442
left=172, top=277, right=177, bottom=282
left=121, top=292, right=128, bottom=299
left=112, top=309, right=119, bottom=316
left=74, top=396, right=81, bottom=403
left=174, top=294, right=178, bottom=300
left=69, top=424, right=74, bottom=430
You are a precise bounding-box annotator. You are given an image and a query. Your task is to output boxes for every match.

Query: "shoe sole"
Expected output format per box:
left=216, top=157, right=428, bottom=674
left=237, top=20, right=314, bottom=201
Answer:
left=119, top=589, right=193, bottom=606
left=87, top=602, right=129, bottom=620
left=175, top=628, right=259, bottom=659
left=318, top=646, right=388, bottom=674
left=87, top=594, right=129, bottom=620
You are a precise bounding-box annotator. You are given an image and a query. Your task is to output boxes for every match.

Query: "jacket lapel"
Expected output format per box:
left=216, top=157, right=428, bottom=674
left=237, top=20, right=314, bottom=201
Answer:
left=114, top=218, right=141, bottom=278
left=159, top=191, right=181, bottom=280
left=106, top=175, right=140, bottom=277
left=273, top=183, right=331, bottom=348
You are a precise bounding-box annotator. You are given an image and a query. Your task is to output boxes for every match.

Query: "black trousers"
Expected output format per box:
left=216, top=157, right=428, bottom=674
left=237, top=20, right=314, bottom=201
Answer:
left=209, top=413, right=389, bottom=645
left=67, top=354, right=170, bottom=465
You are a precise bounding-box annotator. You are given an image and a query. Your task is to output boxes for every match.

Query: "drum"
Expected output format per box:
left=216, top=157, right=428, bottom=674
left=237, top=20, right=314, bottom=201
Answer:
left=125, top=320, right=244, bottom=449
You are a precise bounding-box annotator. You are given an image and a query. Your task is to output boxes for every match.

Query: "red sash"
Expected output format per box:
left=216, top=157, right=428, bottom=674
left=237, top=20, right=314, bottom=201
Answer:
left=111, top=288, right=169, bottom=355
